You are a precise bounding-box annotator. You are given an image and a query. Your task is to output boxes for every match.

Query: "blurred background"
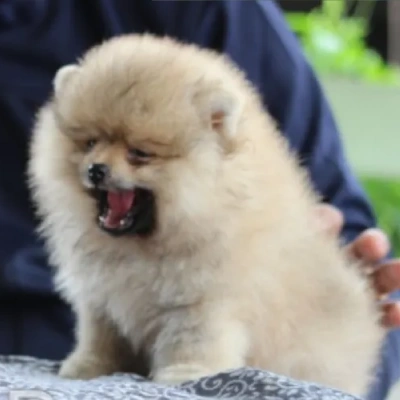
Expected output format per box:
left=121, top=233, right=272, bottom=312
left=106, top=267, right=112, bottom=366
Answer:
left=278, top=2, right=400, bottom=398
left=279, top=0, right=400, bottom=256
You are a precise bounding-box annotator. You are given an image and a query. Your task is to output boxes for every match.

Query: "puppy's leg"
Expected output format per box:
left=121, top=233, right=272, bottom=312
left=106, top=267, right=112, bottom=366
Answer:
left=150, top=310, right=248, bottom=385
left=59, top=305, right=132, bottom=380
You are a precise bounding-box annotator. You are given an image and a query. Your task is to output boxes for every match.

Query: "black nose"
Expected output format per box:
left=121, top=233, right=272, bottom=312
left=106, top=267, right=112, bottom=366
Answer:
left=87, top=163, right=109, bottom=186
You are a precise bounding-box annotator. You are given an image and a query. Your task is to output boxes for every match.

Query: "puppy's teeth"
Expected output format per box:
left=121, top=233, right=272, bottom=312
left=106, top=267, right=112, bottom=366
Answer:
left=119, top=219, right=126, bottom=228
left=99, top=216, right=105, bottom=223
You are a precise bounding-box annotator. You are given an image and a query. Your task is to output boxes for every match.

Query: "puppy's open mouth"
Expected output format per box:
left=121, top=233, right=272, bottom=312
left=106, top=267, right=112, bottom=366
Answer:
left=99, top=190, right=135, bottom=231
left=94, top=188, right=156, bottom=236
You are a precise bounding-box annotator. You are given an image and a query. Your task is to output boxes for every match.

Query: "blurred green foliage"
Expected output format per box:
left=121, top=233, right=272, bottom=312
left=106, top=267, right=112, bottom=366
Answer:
left=361, top=177, right=400, bottom=256
left=285, top=0, right=400, bottom=86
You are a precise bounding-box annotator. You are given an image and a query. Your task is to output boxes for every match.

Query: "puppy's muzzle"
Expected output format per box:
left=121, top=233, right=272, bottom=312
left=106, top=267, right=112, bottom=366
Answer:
left=88, top=163, right=109, bottom=186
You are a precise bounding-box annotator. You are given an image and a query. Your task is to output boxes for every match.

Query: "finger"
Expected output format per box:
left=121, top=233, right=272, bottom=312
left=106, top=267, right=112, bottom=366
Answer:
left=381, top=302, right=400, bottom=328
left=347, top=228, right=390, bottom=263
left=315, top=204, right=344, bottom=236
left=372, top=260, right=400, bottom=295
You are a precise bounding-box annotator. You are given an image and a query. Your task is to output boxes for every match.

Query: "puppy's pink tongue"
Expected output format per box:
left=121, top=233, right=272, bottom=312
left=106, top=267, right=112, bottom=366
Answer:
left=104, top=191, right=135, bottom=228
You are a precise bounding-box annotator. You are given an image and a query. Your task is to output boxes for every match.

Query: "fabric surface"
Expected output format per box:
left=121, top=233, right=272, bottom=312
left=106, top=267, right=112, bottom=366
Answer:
left=0, top=356, right=360, bottom=400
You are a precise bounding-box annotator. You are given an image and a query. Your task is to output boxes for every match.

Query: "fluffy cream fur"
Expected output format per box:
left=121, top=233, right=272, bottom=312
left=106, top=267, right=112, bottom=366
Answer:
left=28, top=34, right=384, bottom=396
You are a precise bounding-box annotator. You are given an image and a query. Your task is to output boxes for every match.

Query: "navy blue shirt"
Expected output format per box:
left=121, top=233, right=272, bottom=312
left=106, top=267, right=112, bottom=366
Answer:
left=0, top=1, right=397, bottom=400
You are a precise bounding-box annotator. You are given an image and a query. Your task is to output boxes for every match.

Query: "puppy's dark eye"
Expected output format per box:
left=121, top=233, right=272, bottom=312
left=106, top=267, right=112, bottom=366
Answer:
left=85, top=139, right=97, bottom=151
left=131, top=148, right=149, bottom=158
left=128, top=148, right=151, bottom=164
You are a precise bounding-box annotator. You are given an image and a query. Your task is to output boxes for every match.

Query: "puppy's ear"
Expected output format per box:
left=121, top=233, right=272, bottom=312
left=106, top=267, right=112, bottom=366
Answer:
left=53, top=65, right=80, bottom=95
left=193, top=85, right=243, bottom=143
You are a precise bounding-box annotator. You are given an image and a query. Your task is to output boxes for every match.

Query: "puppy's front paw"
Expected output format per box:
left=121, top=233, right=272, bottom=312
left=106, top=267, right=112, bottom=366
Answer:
left=59, top=353, right=119, bottom=380
left=152, top=364, right=212, bottom=385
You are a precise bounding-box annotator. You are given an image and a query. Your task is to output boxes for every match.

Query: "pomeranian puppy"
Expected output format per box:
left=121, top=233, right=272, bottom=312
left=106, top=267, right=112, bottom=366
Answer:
left=28, top=34, right=384, bottom=396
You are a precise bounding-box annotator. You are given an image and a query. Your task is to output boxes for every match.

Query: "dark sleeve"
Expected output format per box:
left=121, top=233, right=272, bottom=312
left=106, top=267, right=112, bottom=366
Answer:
left=232, top=0, right=378, bottom=244
left=0, top=89, right=56, bottom=298
left=246, top=2, right=378, bottom=244
left=154, top=0, right=378, bottom=244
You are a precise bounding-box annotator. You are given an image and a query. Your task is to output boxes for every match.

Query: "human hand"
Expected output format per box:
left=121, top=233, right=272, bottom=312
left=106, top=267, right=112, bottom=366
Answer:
left=316, top=204, right=400, bottom=328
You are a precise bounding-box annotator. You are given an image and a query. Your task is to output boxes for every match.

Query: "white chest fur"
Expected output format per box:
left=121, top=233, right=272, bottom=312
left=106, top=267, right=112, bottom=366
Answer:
left=55, top=243, right=214, bottom=348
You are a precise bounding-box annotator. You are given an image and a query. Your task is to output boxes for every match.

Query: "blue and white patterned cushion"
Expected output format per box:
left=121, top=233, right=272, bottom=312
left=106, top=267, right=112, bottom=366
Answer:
left=0, top=356, right=360, bottom=400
